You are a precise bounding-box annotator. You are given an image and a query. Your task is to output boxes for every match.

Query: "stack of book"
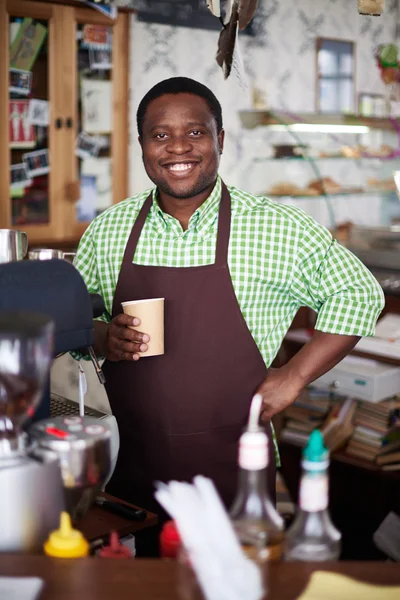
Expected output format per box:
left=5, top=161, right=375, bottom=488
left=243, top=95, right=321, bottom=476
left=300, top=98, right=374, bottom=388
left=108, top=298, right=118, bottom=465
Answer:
left=375, top=420, right=400, bottom=471
left=280, top=388, right=332, bottom=447
left=344, top=399, right=400, bottom=463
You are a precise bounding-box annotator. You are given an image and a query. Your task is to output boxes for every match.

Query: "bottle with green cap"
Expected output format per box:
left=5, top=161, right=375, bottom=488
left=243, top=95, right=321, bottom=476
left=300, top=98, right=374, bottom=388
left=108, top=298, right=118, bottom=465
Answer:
left=283, top=429, right=341, bottom=562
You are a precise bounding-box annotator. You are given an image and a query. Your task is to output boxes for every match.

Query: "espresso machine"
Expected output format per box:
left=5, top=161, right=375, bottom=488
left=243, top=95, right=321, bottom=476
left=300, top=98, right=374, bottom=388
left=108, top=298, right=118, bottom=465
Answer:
left=0, top=258, right=118, bottom=552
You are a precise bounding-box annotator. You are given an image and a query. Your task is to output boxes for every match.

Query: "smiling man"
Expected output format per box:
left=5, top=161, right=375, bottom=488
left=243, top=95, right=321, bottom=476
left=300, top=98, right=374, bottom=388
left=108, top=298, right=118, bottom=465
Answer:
left=74, top=77, right=384, bottom=549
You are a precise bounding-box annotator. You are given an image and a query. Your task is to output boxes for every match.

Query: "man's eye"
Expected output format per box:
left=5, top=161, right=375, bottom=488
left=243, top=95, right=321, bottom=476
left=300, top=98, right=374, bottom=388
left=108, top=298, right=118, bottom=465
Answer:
left=189, top=130, right=202, bottom=136
left=155, top=133, right=168, bottom=139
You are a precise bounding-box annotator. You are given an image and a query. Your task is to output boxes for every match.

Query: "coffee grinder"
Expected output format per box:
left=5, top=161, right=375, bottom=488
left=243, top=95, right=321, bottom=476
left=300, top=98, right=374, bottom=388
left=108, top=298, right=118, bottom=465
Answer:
left=0, top=311, right=65, bottom=553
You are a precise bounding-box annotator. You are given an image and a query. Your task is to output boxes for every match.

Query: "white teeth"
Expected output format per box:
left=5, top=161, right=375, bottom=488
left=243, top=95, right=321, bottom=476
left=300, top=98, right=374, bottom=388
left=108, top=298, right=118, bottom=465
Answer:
left=167, top=163, right=193, bottom=172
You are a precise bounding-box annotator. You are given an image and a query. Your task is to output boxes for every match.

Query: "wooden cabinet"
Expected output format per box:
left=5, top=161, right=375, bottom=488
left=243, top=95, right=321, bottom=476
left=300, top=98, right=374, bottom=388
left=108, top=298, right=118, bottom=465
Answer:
left=0, top=0, right=129, bottom=245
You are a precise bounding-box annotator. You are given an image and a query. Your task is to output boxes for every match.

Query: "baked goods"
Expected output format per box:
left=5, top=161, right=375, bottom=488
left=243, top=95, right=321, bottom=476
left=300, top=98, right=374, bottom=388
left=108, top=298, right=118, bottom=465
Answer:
left=267, top=182, right=319, bottom=196
left=367, top=177, right=397, bottom=191
left=268, top=183, right=304, bottom=196
left=308, top=177, right=341, bottom=194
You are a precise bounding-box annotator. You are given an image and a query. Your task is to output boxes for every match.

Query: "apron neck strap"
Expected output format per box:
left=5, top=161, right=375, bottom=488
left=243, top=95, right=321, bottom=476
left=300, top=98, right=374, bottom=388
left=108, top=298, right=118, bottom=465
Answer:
left=122, top=193, right=152, bottom=265
left=215, top=180, right=231, bottom=267
left=122, top=181, right=232, bottom=267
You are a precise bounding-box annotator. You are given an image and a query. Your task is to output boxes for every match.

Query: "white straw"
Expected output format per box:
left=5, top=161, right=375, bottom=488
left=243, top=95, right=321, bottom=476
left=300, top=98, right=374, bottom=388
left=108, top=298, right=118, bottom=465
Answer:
left=248, top=394, right=263, bottom=429
left=154, top=477, right=264, bottom=600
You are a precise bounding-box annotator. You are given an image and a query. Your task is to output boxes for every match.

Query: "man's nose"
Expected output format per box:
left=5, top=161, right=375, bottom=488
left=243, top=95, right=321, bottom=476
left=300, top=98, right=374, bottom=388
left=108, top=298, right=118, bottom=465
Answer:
left=166, top=135, right=193, bottom=154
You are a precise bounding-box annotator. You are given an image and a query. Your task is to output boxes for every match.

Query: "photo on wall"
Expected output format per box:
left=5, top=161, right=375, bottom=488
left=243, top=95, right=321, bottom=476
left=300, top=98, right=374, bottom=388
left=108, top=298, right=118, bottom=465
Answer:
left=9, top=68, right=32, bottom=96
left=23, top=149, right=50, bottom=178
left=10, top=163, right=32, bottom=189
left=28, top=99, right=50, bottom=127
left=89, top=48, right=112, bottom=70
left=81, top=79, right=112, bottom=133
left=9, top=100, right=35, bottom=148
left=75, top=132, right=102, bottom=159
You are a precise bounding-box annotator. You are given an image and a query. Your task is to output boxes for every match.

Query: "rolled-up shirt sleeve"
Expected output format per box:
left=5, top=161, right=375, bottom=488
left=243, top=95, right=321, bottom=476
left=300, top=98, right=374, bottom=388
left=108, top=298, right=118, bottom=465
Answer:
left=290, top=219, right=385, bottom=337
left=70, top=222, right=110, bottom=361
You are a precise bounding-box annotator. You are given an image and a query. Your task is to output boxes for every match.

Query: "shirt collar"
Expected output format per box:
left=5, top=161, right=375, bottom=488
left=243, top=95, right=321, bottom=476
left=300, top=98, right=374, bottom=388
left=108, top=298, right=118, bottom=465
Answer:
left=150, top=177, right=222, bottom=237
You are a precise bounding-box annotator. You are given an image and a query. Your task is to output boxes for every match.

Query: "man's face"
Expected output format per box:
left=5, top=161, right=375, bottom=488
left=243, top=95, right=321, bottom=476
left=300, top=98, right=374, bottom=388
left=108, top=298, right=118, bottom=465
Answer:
left=139, top=93, right=224, bottom=200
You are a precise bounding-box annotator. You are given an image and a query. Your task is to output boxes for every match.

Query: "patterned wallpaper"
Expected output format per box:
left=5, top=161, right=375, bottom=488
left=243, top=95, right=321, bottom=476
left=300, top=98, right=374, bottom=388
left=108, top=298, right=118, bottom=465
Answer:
left=128, top=0, right=400, bottom=228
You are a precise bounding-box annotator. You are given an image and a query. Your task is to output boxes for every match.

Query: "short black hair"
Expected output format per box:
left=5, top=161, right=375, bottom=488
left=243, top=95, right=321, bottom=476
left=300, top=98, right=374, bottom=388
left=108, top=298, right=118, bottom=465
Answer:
left=136, top=77, right=223, bottom=138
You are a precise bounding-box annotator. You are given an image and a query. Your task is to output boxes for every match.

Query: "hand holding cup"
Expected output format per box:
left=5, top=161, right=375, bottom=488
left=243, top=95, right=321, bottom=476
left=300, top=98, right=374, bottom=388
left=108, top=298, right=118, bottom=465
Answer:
left=105, top=313, right=150, bottom=362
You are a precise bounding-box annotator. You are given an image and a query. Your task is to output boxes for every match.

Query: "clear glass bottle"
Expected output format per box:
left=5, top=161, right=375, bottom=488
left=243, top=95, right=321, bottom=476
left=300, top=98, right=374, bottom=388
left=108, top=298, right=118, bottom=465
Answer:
left=284, top=430, right=341, bottom=562
left=230, top=395, right=285, bottom=563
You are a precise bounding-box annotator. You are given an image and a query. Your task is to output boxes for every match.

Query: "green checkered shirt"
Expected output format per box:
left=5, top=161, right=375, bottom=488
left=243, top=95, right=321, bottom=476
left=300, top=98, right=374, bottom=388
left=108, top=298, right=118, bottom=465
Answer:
left=74, top=177, right=384, bottom=464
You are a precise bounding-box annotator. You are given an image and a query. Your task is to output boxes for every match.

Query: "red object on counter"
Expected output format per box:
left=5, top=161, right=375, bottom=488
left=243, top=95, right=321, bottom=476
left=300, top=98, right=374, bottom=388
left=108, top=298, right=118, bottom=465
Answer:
left=160, top=520, right=181, bottom=559
left=98, top=531, right=133, bottom=559
left=45, top=427, right=70, bottom=439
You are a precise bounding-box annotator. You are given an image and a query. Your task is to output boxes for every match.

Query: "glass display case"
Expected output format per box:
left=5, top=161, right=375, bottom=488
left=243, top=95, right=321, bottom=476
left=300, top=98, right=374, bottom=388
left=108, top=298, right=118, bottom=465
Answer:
left=238, top=110, right=400, bottom=232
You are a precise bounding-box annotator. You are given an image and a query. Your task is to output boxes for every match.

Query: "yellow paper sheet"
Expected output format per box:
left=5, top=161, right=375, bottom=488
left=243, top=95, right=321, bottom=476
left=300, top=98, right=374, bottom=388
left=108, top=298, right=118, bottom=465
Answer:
left=297, top=571, right=400, bottom=600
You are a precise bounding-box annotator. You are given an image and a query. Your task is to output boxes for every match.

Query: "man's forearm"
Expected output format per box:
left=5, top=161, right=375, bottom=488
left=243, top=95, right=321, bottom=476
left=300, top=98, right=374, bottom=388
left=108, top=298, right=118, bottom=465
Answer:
left=93, top=320, right=109, bottom=357
left=284, top=330, right=360, bottom=388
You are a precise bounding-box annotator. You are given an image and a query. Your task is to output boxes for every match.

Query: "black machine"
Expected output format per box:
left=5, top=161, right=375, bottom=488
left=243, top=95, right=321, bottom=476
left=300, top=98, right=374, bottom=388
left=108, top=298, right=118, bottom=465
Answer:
left=0, top=258, right=105, bottom=421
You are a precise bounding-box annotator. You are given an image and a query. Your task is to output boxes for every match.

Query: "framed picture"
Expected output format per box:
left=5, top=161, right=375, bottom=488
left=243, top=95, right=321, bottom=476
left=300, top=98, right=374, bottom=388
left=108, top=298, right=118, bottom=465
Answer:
left=23, top=149, right=50, bottom=177
left=9, top=68, right=32, bottom=96
left=89, top=48, right=112, bottom=70
left=10, top=163, right=32, bottom=189
left=9, top=100, right=35, bottom=148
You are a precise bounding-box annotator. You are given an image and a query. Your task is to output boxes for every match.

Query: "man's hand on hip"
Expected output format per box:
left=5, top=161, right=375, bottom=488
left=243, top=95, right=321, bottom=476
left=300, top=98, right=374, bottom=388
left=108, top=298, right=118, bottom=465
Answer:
left=257, top=367, right=303, bottom=421
left=257, top=331, right=360, bottom=421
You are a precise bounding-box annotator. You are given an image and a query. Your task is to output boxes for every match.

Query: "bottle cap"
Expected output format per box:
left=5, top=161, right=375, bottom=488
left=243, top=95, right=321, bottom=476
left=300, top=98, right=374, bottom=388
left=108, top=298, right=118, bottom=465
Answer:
left=238, top=394, right=268, bottom=470
left=98, top=531, right=132, bottom=558
left=44, top=512, right=89, bottom=558
left=302, top=430, right=329, bottom=470
left=160, top=520, right=181, bottom=559
left=239, top=430, right=268, bottom=470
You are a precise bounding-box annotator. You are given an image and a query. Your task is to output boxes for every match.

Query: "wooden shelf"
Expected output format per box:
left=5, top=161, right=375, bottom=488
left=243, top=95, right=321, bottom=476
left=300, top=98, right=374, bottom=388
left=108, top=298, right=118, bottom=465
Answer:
left=254, top=156, right=400, bottom=162
left=267, top=189, right=396, bottom=199
left=239, top=110, right=399, bottom=131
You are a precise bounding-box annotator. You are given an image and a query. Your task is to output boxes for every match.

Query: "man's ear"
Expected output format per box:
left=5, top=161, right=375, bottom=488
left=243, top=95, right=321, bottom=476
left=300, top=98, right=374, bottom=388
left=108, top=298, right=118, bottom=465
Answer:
left=218, top=129, right=225, bottom=154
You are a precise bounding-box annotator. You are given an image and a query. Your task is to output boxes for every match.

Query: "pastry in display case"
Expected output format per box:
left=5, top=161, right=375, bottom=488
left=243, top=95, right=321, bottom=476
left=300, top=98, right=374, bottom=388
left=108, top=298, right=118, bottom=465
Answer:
left=238, top=110, right=400, bottom=232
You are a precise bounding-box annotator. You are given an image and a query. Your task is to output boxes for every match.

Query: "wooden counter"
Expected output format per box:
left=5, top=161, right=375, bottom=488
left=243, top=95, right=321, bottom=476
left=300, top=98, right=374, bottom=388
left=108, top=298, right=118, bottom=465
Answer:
left=0, top=557, right=399, bottom=599
left=79, top=493, right=158, bottom=543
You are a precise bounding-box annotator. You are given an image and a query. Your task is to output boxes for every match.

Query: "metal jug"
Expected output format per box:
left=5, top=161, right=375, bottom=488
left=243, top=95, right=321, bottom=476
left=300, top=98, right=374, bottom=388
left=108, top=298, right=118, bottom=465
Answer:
left=29, top=416, right=112, bottom=521
left=28, top=249, right=76, bottom=262
left=0, top=229, right=28, bottom=263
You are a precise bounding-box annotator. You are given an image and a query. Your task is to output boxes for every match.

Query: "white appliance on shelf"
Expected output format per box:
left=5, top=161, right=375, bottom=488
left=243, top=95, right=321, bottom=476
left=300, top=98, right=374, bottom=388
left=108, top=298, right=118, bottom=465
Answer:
left=313, top=355, right=400, bottom=403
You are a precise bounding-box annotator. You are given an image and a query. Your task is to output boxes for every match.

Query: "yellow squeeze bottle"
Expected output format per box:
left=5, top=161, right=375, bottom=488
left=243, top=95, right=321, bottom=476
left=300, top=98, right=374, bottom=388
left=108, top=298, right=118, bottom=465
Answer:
left=44, top=511, right=89, bottom=558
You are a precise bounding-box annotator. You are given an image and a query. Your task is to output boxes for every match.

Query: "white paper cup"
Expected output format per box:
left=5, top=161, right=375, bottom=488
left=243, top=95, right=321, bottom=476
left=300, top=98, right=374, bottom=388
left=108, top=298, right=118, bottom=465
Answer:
left=121, top=298, right=164, bottom=357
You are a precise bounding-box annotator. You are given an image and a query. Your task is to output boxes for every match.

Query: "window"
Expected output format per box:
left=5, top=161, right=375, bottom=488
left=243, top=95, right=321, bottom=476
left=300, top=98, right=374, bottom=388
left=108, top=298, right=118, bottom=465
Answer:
left=316, top=38, right=355, bottom=114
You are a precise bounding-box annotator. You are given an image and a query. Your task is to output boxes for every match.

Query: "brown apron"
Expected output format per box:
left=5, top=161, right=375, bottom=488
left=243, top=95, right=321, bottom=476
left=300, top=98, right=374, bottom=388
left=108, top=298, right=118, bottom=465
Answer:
left=103, top=182, right=275, bottom=516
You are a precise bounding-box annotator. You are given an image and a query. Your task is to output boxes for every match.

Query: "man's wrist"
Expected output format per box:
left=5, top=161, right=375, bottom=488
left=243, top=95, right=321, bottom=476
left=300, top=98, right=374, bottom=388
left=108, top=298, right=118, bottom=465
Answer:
left=279, top=362, right=307, bottom=394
